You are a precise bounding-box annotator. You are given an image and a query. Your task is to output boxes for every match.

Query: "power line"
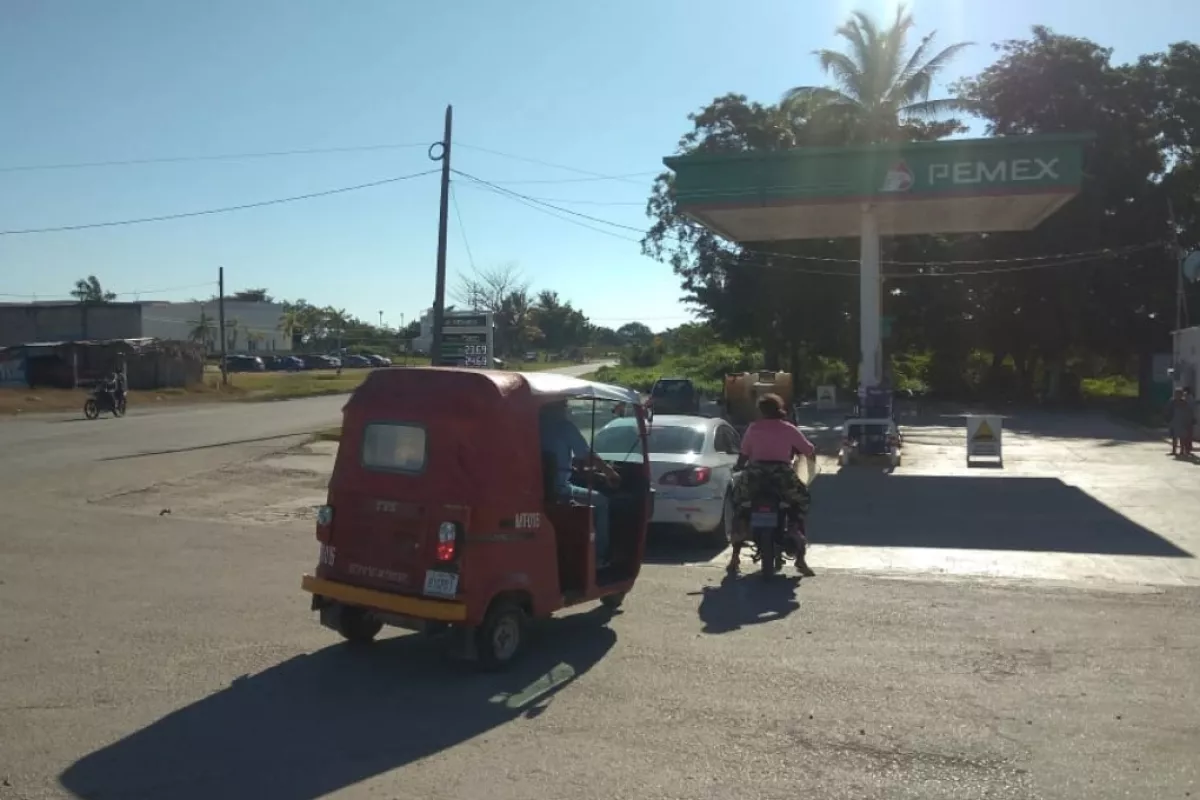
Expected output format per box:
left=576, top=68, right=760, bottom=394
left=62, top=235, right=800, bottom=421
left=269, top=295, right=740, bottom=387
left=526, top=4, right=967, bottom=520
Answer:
left=453, top=142, right=657, bottom=186
left=452, top=182, right=644, bottom=206
left=449, top=182, right=477, bottom=272
left=0, top=169, right=439, bottom=236
left=0, top=281, right=218, bottom=300
left=462, top=172, right=660, bottom=186
left=453, top=169, right=649, bottom=234
left=0, top=142, right=431, bottom=174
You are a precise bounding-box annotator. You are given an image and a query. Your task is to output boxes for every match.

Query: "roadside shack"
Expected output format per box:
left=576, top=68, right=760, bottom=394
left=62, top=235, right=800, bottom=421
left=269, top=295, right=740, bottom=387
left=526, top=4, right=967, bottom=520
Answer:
left=0, top=338, right=204, bottom=390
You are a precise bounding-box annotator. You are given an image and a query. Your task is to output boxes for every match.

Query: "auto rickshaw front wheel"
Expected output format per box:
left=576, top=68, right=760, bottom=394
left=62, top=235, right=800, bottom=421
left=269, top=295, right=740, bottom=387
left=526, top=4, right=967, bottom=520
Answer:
left=600, top=591, right=627, bottom=611
left=476, top=600, right=528, bottom=672
left=335, top=606, right=383, bottom=644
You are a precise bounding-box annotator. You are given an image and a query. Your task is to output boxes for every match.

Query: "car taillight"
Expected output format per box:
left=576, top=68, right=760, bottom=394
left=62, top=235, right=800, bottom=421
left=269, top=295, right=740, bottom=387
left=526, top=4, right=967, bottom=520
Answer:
left=435, top=521, right=459, bottom=562
left=315, top=504, right=333, bottom=543
left=660, top=466, right=712, bottom=487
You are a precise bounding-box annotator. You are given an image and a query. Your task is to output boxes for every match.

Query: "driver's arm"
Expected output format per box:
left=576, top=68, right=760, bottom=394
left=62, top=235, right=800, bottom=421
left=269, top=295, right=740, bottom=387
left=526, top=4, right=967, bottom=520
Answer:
left=568, top=422, right=618, bottom=482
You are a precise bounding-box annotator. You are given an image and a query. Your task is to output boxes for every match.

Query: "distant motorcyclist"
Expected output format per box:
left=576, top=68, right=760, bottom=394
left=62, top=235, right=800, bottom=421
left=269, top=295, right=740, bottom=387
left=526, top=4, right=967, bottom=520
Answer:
left=729, top=393, right=816, bottom=576
left=113, top=369, right=127, bottom=410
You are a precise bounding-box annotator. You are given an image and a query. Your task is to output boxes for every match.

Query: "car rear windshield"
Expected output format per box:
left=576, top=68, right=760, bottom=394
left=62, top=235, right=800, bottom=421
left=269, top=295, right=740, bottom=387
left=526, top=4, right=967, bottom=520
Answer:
left=847, top=424, right=890, bottom=437
left=361, top=422, right=427, bottom=473
left=652, top=380, right=694, bottom=397
left=594, top=423, right=704, bottom=455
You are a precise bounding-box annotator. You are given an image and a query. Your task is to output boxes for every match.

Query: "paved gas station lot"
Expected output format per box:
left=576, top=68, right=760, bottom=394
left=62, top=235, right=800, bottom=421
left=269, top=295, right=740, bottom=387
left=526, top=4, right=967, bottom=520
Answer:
left=769, top=407, right=1200, bottom=588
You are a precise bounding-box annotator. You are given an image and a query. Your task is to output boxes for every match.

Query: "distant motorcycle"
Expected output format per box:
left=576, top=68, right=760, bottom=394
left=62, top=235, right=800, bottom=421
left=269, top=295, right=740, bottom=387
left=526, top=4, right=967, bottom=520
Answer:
left=84, top=384, right=126, bottom=420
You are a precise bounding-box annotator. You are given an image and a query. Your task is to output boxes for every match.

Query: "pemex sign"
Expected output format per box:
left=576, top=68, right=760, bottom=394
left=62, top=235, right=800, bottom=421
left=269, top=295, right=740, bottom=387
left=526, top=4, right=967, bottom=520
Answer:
left=881, top=155, right=1065, bottom=194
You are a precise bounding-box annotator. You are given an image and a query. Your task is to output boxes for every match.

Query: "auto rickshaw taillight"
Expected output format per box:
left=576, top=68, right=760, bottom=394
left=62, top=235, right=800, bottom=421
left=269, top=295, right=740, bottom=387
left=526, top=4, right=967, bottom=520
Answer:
left=660, top=466, right=712, bottom=487
left=315, top=505, right=334, bottom=543
left=435, top=522, right=459, bottom=562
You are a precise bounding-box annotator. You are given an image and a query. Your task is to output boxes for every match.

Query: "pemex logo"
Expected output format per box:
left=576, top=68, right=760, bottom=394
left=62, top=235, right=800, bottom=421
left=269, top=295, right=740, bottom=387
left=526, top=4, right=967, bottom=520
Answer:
left=880, top=160, right=914, bottom=192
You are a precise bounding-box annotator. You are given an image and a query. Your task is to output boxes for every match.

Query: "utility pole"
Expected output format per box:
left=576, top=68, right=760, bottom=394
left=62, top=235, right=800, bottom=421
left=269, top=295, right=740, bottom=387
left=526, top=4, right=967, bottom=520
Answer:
left=378, top=310, right=384, bottom=328
left=218, top=266, right=227, bottom=386
left=1169, top=200, right=1187, bottom=333
left=429, top=105, right=453, bottom=367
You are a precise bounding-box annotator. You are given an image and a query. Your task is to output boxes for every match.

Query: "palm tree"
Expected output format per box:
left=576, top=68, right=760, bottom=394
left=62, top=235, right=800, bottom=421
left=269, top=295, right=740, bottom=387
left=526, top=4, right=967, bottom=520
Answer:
left=278, top=302, right=305, bottom=350
left=224, top=318, right=242, bottom=352
left=187, top=310, right=217, bottom=350
left=781, top=5, right=972, bottom=144
left=70, top=275, right=117, bottom=304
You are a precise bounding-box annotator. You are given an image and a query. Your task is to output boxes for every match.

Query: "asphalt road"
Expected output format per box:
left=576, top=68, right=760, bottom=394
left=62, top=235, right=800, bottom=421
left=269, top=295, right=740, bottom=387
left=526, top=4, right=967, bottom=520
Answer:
left=1, top=381, right=1198, bottom=799
left=0, top=361, right=610, bottom=484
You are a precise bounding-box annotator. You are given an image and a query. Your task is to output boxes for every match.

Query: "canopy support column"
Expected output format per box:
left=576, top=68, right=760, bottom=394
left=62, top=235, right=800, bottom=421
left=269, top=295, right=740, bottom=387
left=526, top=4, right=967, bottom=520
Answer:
left=859, top=204, right=883, bottom=389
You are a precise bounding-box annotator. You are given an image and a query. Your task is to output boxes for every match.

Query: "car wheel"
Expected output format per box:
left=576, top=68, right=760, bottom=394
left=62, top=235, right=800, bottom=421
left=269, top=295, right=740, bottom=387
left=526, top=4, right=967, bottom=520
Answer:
left=600, top=591, right=626, bottom=611
left=705, top=493, right=734, bottom=549
left=475, top=600, right=527, bottom=672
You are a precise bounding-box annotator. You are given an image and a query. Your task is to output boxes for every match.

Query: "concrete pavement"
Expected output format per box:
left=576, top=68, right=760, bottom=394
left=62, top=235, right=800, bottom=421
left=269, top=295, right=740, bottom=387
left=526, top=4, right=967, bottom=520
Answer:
left=1, top=388, right=1199, bottom=798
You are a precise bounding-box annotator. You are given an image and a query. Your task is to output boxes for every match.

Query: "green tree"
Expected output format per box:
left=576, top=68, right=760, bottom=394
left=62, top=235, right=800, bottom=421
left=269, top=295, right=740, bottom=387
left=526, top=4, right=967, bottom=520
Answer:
left=231, top=288, right=272, bottom=302
left=531, top=290, right=590, bottom=352
left=70, top=275, right=116, bottom=304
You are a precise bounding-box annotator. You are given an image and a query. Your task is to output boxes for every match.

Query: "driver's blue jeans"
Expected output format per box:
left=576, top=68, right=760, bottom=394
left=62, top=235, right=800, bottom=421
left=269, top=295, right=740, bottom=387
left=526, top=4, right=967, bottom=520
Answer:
left=564, top=484, right=610, bottom=563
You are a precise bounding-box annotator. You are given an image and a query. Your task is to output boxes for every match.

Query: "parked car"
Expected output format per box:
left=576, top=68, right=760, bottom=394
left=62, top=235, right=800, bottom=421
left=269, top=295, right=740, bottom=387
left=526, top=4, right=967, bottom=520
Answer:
left=224, top=355, right=265, bottom=373
left=524, top=351, right=539, bottom=362
left=299, top=354, right=339, bottom=370
left=649, top=377, right=701, bottom=415
left=592, top=413, right=741, bottom=546
left=342, top=355, right=372, bottom=369
left=364, top=354, right=392, bottom=367
left=278, top=355, right=304, bottom=371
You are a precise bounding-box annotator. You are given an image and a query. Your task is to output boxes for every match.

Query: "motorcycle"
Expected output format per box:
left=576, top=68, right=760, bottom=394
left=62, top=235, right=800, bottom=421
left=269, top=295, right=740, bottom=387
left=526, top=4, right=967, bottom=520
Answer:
left=84, top=385, right=126, bottom=420
left=744, top=498, right=797, bottom=578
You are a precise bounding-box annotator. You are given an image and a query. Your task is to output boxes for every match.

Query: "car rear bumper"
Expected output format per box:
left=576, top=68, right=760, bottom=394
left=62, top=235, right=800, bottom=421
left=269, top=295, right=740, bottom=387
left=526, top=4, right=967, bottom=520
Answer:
left=652, top=494, right=724, bottom=532
left=301, top=574, right=468, bottom=622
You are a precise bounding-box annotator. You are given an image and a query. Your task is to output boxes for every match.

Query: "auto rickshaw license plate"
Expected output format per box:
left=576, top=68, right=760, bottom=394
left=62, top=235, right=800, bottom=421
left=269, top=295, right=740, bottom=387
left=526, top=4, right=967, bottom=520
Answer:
left=423, top=570, right=459, bottom=598
left=750, top=511, right=778, bottom=527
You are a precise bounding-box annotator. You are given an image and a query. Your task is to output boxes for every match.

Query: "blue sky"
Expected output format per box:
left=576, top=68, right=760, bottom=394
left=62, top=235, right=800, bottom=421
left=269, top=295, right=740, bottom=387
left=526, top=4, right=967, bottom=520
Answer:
left=0, top=0, right=1191, bottom=332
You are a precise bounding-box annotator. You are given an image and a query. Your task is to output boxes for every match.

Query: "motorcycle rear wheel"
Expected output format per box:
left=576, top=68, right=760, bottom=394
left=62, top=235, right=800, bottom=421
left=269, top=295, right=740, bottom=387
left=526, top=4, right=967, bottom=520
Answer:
left=83, top=399, right=100, bottom=420
left=759, top=532, right=777, bottom=579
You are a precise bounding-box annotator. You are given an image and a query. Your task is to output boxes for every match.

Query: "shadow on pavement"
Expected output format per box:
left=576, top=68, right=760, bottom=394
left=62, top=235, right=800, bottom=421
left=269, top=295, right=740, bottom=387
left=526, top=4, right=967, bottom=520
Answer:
left=799, top=406, right=1157, bottom=447
left=60, top=609, right=617, bottom=800
left=689, top=572, right=802, bottom=634
left=643, top=523, right=727, bottom=565
left=809, top=472, right=1191, bottom=557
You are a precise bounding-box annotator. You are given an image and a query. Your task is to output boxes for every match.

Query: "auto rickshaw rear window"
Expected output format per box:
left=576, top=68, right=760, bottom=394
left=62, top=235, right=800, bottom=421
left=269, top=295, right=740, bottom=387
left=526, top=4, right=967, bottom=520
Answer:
left=361, top=422, right=427, bottom=473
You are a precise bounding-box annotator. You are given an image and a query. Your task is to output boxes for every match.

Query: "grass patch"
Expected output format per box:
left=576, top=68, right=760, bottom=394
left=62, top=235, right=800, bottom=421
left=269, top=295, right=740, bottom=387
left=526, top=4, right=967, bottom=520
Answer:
left=0, top=360, right=595, bottom=416
left=313, top=426, right=342, bottom=442
left=587, top=357, right=726, bottom=395
left=1081, top=375, right=1138, bottom=400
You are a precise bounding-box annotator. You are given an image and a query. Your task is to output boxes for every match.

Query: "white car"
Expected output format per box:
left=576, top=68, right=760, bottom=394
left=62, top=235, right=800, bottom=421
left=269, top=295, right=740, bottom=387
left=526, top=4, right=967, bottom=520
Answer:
left=593, top=414, right=742, bottom=546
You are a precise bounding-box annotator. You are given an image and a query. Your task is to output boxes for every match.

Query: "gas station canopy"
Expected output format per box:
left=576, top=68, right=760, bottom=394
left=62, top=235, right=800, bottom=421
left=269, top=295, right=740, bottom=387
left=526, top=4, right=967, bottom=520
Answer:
left=664, top=133, right=1092, bottom=241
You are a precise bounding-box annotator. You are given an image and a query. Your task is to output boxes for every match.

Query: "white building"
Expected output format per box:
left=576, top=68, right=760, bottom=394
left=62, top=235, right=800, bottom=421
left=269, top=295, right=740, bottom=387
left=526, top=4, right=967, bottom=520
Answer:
left=139, top=300, right=292, bottom=354
left=411, top=308, right=435, bottom=355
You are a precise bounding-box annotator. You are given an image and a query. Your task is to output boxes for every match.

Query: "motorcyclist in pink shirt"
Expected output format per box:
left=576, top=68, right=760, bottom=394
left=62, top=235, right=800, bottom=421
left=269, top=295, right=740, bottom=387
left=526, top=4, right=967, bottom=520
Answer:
left=729, top=393, right=816, bottom=576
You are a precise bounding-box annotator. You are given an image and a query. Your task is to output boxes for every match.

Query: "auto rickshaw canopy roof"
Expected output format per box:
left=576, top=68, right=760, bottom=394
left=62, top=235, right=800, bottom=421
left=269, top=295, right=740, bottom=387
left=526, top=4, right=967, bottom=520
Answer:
left=347, top=367, right=641, bottom=419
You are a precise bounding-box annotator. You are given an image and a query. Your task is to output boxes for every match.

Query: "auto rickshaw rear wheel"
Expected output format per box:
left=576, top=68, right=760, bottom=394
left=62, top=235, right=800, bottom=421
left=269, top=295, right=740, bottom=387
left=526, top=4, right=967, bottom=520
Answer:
left=600, top=591, right=627, bottom=610
left=476, top=600, right=527, bottom=672
left=335, top=606, right=383, bottom=644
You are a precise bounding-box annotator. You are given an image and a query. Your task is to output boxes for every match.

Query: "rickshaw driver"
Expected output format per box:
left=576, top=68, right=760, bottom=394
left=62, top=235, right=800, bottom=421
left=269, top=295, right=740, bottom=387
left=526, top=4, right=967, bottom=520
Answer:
left=539, top=400, right=622, bottom=568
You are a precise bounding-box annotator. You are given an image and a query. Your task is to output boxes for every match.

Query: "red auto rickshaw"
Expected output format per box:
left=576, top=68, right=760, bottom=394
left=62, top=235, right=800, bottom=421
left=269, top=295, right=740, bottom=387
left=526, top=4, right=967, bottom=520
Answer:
left=301, top=367, right=653, bottom=670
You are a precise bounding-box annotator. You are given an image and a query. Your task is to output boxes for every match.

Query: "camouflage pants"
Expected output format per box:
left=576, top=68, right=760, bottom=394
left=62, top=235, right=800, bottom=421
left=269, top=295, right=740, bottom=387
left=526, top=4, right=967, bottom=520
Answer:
left=730, top=461, right=810, bottom=544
